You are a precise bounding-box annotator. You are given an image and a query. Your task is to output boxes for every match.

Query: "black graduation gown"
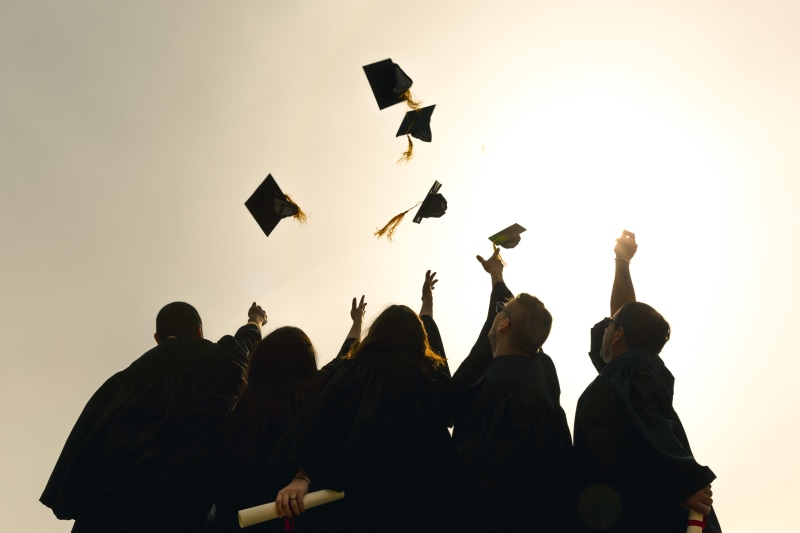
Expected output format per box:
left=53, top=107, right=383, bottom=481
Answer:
left=573, top=346, right=722, bottom=533
left=450, top=281, right=573, bottom=532
left=273, top=315, right=455, bottom=533
left=210, top=340, right=353, bottom=533
left=40, top=325, right=261, bottom=533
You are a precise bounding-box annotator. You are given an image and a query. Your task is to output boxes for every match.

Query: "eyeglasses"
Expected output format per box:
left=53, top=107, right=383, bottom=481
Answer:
left=602, top=317, right=620, bottom=328
left=495, top=301, right=512, bottom=324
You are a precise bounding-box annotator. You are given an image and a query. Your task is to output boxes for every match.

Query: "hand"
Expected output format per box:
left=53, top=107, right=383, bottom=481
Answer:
left=477, top=245, right=504, bottom=282
left=275, top=477, right=310, bottom=518
left=351, top=295, right=367, bottom=323
left=247, top=302, right=268, bottom=327
left=422, top=270, right=438, bottom=302
left=681, top=484, right=713, bottom=515
left=614, top=230, right=637, bottom=261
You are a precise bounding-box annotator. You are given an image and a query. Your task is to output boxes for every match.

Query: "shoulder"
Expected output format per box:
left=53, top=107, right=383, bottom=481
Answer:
left=602, top=349, right=673, bottom=402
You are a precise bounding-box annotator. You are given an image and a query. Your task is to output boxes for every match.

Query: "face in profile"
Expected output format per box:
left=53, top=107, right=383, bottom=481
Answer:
left=488, top=298, right=514, bottom=352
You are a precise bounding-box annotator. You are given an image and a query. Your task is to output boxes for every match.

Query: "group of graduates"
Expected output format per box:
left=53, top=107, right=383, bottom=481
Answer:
left=40, top=231, right=721, bottom=533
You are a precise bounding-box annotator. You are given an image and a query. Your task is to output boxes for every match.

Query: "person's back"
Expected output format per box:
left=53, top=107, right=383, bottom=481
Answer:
left=451, top=247, right=573, bottom=532
left=272, top=273, right=455, bottom=533
left=572, top=232, right=721, bottom=532
left=40, top=302, right=265, bottom=533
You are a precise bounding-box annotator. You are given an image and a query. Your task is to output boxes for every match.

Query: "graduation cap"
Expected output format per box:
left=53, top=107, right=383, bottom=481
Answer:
left=489, top=223, right=527, bottom=249
left=363, top=58, right=421, bottom=110
left=396, top=105, right=435, bottom=162
left=375, top=180, right=447, bottom=241
left=245, top=174, right=306, bottom=237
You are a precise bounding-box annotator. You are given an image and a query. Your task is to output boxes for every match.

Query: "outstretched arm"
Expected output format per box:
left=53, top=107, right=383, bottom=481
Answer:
left=452, top=247, right=512, bottom=394
left=610, top=230, right=637, bottom=315
left=420, top=269, right=438, bottom=317
left=247, top=301, right=268, bottom=330
left=346, top=295, right=367, bottom=340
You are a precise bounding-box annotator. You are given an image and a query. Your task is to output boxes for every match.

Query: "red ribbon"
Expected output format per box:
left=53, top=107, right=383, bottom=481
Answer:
left=687, top=515, right=707, bottom=529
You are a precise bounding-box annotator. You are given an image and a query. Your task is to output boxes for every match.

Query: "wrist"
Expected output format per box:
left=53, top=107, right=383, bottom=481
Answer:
left=614, top=257, right=631, bottom=264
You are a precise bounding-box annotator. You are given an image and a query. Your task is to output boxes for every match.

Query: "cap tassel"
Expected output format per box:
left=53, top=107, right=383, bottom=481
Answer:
left=401, top=90, right=421, bottom=110
left=397, top=135, right=414, bottom=163
left=374, top=202, right=420, bottom=241
left=284, top=194, right=307, bottom=223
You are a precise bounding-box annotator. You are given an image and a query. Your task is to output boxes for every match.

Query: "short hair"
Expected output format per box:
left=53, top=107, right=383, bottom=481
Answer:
left=510, top=293, right=552, bottom=353
left=155, top=302, right=202, bottom=338
left=615, top=301, right=671, bottom=355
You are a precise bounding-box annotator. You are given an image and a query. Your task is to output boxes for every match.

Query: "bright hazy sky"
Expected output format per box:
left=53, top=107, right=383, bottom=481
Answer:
left=3, top=1, right=799, bottom=531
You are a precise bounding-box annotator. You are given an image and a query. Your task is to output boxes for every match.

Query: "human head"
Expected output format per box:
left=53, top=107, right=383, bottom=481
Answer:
left=154, top=302, right=203, bottom=343
left=348, top=305, right=445, bottom=368
left=600, top=301, right=671, bottom=362
left=241, top=326, right=317, bottom=398
left=489, top=293, right=552, bottom=356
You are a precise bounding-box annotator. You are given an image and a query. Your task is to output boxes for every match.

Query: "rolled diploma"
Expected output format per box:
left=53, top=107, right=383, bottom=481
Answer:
left=686, top=509, right=705, bottom=533
left=238, top=490, right=345, bottom=528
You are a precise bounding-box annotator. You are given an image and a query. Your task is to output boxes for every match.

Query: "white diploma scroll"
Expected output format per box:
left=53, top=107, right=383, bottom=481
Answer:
left=686, top=509, right=705, bottom=532
left=238, top=490, right=345, bottom=528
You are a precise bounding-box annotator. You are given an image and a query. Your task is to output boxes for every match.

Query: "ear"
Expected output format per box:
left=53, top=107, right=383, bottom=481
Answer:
left=496, top=315, right=511, bottom=334
left=197, top=325, right=204, bottom=339
left=610, top=326, right=625, bottom=345
left=154, top=332, right=161, bottom=345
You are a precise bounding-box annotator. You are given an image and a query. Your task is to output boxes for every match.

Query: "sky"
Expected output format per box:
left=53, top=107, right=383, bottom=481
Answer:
left=2, top=1, right=799, bottom=530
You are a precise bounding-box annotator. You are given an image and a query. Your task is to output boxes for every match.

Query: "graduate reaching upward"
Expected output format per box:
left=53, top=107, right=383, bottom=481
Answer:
left=210, top=301, right=365, bottom=533
left=40, top=301, right=266, bottom=533
left=450, top=245, right=573, bottom=532
left=573, top=231, right=722, bottom=532
left=272, top=271, right=455, bottom=533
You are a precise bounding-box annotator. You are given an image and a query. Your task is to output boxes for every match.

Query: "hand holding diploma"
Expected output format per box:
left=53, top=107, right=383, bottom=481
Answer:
left=238, top=490, right=345, bottom=527
left=275, top=473, right=311, bottom=518
left=682, top=484, right=713, bottom=532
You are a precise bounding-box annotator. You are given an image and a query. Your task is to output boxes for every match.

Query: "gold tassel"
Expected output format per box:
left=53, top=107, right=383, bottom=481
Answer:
left=374, top=202, right=420, bottom=241
left=401, top=90, right=421, bottom=110
left=284, top=194, right=307, bottom=223
left=397, top=134, right=414, bottom=163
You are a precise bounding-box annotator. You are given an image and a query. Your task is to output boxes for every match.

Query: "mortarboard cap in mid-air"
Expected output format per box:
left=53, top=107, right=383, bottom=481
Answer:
left=489, top=223, right=527, bottom=249
left=396, top=105, right=436, bottom=162
left=363, top=58, right=420, bottom=110
left=375, top=180, right=447, bottom=241
left=413, top=180, right=446, bottom=223
left=245, top=174, right=306, bottom=237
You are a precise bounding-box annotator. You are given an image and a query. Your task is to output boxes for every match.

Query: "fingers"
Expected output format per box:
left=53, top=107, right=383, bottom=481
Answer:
left=276, top=492, right=305, bottom=518
left=425, top=270, right=438, bottom=289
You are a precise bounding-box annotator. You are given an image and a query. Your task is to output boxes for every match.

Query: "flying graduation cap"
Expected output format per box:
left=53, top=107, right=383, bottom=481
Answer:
left=489, top=223, right=527, bottom=249
left=375, top=180, right=447, bottom=241
left=245, top=174, right=306, bottom=237
left=363, top=58, right=421, bottom=110
left=396, top=105, right=435, bottom=162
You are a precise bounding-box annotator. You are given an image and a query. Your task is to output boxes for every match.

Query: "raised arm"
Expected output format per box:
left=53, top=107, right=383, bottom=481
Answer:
left=330, top=295, right=368, bottom=361
left=346, top=295, right=367, bottom=340
left=452, top=246, right=512, bottom=394
left=610, top=230, right=638, bottom=315
left=420, top=269, right=438, bottom=318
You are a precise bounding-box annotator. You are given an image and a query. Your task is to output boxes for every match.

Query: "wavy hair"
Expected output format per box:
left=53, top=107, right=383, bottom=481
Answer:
left=345, top=305, right=445, bottom=370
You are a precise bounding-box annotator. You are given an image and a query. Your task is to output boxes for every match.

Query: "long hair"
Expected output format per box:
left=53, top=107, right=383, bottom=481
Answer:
left=345, top=305, right=445, bottom=371
left=233, top=326, right=318, bottom=428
